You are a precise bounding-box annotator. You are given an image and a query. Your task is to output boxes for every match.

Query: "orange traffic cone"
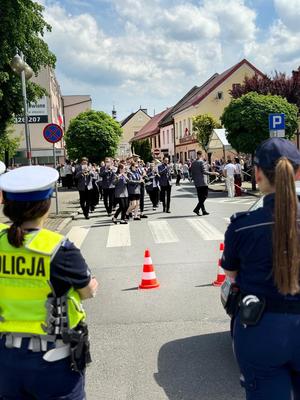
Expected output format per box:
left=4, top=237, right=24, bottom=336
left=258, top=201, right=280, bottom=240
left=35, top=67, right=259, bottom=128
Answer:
left=139, top=249, right=160, bottom=290
left=213, top=243, right=226, bottom=287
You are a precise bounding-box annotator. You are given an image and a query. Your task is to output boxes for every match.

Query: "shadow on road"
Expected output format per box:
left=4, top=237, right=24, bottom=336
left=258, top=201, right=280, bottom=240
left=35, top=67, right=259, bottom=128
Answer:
left=154, top=331, right=242, bottom=400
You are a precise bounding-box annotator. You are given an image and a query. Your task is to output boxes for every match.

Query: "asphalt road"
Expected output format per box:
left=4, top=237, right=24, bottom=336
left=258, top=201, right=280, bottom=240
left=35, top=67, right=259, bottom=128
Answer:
left=62, top=182, right=257, bottom=400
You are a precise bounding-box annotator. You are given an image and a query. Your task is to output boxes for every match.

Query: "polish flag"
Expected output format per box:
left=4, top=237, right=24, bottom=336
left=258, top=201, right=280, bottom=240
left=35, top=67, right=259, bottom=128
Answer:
left=57, top=112, right=64, bottom=128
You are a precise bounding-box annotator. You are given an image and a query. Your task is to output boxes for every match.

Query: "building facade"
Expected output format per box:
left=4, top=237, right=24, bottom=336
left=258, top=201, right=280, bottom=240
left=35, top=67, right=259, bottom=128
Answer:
left=63, top=95, right=92, bottom=131
left=12, top=67, right=65, bottom=165
left=173, top=59, right=264, bottom=162
left=131, top=108, right=171, bottom=158
left=119, top=108, right=151, bottom=158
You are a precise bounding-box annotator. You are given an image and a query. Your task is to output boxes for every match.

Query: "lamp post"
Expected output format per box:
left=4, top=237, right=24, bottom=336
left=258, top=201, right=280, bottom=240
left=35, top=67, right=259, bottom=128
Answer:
left=10, top=51, right=34, bottom=165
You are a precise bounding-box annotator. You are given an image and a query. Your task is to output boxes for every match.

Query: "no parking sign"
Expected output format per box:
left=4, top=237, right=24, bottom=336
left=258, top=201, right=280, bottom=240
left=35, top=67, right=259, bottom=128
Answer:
left=43, top=123, right=63, bottom=144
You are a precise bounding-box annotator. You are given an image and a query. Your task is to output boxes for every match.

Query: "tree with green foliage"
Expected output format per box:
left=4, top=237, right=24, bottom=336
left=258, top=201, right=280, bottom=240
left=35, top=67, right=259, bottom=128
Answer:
left=0, top=0, right=56, bottom=137
left=0, top=126, right=21, bottom=162
left=193, top=114, right=221, bottom=154
left=132, top=139, right=153, bottom=162
left=221, top=92, right=298, bottom=155
left=65, top=110, right=122, bottom=162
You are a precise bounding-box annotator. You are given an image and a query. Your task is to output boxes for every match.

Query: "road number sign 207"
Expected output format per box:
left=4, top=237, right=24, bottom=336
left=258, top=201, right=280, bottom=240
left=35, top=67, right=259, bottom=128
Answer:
left=15, top=115, right=49, bottom=124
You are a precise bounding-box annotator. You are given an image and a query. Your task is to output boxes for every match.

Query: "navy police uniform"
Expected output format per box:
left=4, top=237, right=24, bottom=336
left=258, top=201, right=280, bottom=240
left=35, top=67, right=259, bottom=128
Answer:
left=221, top=138, right=300, bottom=400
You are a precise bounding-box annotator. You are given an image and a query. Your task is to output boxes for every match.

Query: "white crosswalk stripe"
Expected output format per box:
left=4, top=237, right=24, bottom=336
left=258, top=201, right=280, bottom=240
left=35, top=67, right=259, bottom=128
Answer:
left=186, top=218, right=224, bottom=241
left=106, top=224, right=131, bottom=247
left=67, top=226, right=90, bottom=249
left=68, top=218, right=227, bottom=249
left=148, top=221, right=179, bottom=244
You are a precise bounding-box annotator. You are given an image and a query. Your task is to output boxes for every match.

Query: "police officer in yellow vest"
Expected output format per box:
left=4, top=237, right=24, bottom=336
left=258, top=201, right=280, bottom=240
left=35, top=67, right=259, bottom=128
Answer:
left=0, top=165, right=98, bottom=400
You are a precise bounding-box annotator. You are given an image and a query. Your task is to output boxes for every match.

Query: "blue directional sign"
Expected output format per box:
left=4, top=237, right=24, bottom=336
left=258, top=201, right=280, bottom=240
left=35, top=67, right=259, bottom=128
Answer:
left=43, top=123, right=63, bottom=144
left=269, top=113, right=285, bottom=131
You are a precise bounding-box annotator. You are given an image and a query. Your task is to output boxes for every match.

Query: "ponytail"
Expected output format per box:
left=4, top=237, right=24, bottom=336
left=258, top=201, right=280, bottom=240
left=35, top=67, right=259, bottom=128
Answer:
left=2, top=198, right=51, bottom=248
left=273, top=157, right=300, bottom=295
left=7, top=223, right=26, bottom=248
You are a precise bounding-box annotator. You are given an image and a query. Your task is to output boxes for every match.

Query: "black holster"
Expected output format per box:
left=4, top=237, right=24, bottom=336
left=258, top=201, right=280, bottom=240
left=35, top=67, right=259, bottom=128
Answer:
left=239, top=295, right=266, bottom=326
left=223, top=283, right=241, bottom=318
left=62, top=323, right=92, bottom=372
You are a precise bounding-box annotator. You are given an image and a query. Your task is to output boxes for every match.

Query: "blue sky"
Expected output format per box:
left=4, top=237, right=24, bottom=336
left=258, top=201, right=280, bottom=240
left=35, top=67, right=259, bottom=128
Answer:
left=41, top=0, right=300, bottom=120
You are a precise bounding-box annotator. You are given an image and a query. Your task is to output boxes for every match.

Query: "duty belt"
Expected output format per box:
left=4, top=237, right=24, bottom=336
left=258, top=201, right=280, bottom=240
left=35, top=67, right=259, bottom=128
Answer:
left=1, top=334, right=71, bottom=361
left=242, top=294, right=300, bottom=314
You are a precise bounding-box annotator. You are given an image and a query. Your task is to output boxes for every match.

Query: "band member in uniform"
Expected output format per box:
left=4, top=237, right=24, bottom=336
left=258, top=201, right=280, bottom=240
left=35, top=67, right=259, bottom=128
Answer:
left=158, top=157, right=172, bottom=213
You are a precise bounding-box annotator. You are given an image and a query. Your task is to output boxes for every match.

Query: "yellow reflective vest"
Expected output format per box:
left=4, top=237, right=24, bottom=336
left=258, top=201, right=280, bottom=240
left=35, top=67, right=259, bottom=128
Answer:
left=0, top=226, right=86, bottom=336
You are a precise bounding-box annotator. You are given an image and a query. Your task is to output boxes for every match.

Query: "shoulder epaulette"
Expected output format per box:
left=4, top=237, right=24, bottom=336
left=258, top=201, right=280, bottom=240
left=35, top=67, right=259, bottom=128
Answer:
left=230, top=211, right=250, bottom=223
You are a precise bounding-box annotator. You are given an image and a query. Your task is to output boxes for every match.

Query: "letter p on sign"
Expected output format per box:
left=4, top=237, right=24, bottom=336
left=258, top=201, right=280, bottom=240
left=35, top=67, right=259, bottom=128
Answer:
left=269, top=113, right=285, bottom=131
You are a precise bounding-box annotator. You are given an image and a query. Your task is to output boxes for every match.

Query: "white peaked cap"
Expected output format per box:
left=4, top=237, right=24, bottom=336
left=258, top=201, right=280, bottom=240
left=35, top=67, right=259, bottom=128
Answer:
left=0, top=166, right=58, bottom=201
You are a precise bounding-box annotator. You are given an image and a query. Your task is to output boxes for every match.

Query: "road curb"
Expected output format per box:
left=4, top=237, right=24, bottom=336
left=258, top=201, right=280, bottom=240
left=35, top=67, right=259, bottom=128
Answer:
left=56, top=217, right=72, bottom=233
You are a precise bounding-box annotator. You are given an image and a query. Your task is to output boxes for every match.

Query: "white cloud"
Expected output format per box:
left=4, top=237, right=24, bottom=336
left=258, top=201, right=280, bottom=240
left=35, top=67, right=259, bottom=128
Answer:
left=245, top=1, right=300, bottom=73
left=41, top=0, right=260, bottom=117
left=274, top=0, right=300, bottom=32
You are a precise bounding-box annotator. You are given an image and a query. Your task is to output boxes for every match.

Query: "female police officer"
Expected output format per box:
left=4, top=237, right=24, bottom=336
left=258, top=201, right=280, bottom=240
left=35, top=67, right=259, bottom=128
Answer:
left=0, top=165, right=98, bottom=400
left=222, top=138, right=300, bottom=399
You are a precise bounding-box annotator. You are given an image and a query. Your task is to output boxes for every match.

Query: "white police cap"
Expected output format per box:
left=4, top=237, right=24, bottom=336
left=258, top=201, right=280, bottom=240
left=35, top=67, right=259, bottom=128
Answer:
left=0, top=162, right=6, bottom=175
left=0, top=166, right=58, bottom=201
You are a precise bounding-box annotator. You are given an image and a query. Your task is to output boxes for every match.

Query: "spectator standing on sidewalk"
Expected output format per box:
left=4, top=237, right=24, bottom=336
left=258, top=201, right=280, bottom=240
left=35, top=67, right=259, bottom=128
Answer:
left=64, top=160, right=74, bottom=189
left=158, top=157, right=172, bottom=213
left=100, top=158, right=116, bottom=216
left=183, top=162, right=190, bottom=181
left=191, top=151, right=219, bottom=216
left=224, top=158, right=236, bottom=198
left=234, top=157, right=242, bottom=197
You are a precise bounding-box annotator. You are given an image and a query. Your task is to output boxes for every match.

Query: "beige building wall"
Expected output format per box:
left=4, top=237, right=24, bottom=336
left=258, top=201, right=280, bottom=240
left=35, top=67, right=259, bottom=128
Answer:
left=174, top=63, right=258, bottom=160
left=63, top=95, right=92, bottom=131
left=119, top=110, right=151, bottom=157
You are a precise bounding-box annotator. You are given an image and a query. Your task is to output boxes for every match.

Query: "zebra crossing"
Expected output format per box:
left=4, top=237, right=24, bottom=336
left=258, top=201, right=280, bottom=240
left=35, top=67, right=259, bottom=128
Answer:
left=206, top=196, right=256, bottom=205
left=67, top=217, right=230, bottom=249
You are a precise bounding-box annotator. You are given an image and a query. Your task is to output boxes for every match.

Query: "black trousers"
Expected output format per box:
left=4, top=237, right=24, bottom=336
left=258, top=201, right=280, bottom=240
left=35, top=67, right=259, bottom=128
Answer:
left=140, top=184, right=145, bottom=213
left=149, top=187, right=159, bottom=208
left=103, top=188, right=115, bottom=214
left=114, top=198, right=129, bottom=220
left=160, top=185, right=171, bottom=211
left=79, top=189, right=92, bottom=217
left=195, top=186, right=208, bottom=213
left=91, top=182, right=100, bottom=209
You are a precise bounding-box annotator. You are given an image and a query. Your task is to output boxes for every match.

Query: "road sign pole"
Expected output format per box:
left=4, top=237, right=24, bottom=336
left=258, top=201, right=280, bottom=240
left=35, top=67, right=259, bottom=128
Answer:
left=53, top=143, right=59, bottom=215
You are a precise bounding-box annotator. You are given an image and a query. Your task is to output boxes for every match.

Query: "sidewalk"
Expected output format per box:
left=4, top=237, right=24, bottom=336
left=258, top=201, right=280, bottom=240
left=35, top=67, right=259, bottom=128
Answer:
left=0, top=188, right=79, bottom=232
left=209, top=180, right=260, bottom=196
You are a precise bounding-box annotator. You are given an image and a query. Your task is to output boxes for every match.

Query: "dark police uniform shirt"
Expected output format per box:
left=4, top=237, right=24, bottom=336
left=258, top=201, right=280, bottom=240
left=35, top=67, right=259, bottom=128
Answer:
left=221, top=193, right=300, bottom=301
left=50, top=239, right=91, bottom=297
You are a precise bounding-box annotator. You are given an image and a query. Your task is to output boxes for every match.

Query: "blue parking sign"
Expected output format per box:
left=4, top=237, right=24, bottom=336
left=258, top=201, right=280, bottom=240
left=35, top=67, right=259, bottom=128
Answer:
left=269, top=113, right=285, bottom=131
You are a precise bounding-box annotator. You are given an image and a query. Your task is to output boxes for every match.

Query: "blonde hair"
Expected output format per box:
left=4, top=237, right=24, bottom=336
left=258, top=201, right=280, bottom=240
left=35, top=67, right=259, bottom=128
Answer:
left=270, top=158, right=300, bottom=295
